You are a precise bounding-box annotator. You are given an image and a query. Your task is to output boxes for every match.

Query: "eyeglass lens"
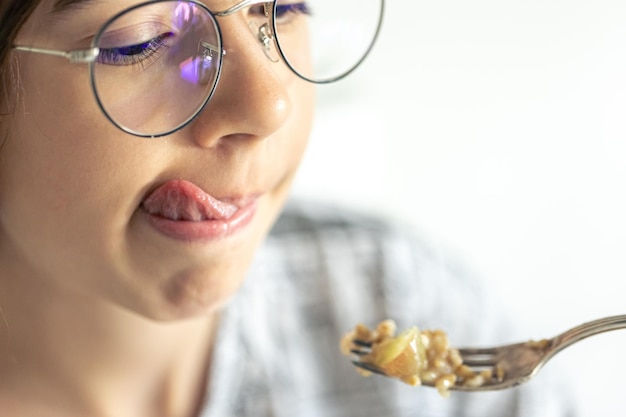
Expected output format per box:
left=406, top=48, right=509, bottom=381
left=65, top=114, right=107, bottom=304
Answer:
left=90, top=0, right=383, bottom=137
left=273, top=0, right=383, bottom=83
left=92, top=1, right=222, bottom=137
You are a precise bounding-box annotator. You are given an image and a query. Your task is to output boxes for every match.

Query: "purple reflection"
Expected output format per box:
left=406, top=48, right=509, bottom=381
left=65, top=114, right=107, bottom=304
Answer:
left=174, top=2, right=194, bottom=30
left=179, top=55, right=214, bottom=84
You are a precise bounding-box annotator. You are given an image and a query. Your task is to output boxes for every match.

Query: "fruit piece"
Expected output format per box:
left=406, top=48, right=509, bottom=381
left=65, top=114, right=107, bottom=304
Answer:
left=371, top=327, right=426, bottom=378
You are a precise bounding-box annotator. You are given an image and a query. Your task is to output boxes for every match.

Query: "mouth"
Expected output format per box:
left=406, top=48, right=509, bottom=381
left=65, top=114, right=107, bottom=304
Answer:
left=139, top=179, right=258, bottom=241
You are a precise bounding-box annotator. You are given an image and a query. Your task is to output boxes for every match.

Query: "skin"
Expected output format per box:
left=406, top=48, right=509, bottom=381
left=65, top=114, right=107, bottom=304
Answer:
left=0, top=0, right=315, bottom=415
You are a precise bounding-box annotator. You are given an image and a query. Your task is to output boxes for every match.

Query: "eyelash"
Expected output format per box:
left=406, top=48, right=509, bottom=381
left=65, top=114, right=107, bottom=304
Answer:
left=97, top=32, right=174, bottom=67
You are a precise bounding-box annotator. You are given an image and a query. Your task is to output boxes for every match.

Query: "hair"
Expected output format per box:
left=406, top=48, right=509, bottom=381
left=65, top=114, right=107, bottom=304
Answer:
left=0, top=0, right=40, bottom=72
left=0, top=0, right=40, bottom=143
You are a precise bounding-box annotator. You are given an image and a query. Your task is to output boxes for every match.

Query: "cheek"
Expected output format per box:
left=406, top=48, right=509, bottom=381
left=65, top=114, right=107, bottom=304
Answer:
left=5, top=55, right=151, bottom=229
left=0, top=59, right=144, bottom=284
left=16, top=57, right=111, bottom=137
left=284, top=79, right=316, bottom=168
left=0, top=125, right=131, bottom=286
left=296, top=84, right=316, bottom=160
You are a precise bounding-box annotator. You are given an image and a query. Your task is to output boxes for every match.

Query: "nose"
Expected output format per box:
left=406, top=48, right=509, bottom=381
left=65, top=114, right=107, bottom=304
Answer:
left=187, top=17, right=292, bottom=148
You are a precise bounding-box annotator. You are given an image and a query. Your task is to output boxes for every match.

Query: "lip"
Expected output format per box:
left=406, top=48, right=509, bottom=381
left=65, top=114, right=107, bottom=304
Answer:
left=140, top=179, right=259, bottom=242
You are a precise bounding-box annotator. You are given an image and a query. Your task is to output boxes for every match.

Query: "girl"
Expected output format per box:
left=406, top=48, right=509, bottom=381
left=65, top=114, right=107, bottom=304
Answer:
left=0, top=1, right=574, bottom=416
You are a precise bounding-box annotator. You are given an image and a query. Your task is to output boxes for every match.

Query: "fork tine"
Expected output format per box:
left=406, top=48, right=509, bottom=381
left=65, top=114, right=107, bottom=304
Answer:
left=350, top=339, right=372, bottom=356
left=457, top=347, right=498, bottom=355
left=352, top=360, right=387, bottom=376
left=458, top=356, right=497, bottom=367
left=350, top=348, right=369, bottom=356
left=456, top=347, right=498, bottom=367
left=353, top=339, right=372, bottom=348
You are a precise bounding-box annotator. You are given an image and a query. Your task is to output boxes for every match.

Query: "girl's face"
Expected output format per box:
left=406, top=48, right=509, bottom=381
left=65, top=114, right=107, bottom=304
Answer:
left=0, top=0, right=315, bottom=320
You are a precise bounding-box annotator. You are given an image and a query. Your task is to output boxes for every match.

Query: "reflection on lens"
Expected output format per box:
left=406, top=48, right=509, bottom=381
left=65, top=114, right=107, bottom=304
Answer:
left=91, top=1, right=222, bottom=137
left=273, top=0, right=384, bottom=83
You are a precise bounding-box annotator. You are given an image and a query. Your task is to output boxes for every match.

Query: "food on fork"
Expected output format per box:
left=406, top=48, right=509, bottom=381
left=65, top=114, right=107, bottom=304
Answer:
left=340, top=319, right=501, bottom=397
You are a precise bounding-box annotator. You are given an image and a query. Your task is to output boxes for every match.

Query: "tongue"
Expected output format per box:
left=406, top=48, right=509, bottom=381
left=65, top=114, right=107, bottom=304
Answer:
left=142, top=180, right=238, bottom=221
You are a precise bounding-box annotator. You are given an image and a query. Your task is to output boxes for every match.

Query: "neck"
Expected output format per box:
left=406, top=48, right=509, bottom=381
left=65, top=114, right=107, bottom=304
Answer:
left=0, top=267, right=218, bottom=417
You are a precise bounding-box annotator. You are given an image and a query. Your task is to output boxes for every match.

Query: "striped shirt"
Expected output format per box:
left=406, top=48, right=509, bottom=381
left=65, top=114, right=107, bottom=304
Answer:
left=200, top=200, right=576, bottom=417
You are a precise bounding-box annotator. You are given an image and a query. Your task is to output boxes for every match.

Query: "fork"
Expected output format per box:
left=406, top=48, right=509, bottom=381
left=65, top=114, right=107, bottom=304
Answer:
left=351, top=315, right=626, bottom=392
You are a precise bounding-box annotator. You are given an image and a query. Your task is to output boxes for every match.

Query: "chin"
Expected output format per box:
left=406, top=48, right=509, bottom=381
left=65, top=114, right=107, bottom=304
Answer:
left=112, top=266, right=246, bottom=323
left=161, top=268, right=247, bottom=320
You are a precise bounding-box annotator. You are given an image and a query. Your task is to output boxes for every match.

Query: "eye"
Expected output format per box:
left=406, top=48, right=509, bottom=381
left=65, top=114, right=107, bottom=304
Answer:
left=97, top=32, right=175, bottom=67
left=274, top=2, right=312, bottom=23
left=248, top=2, right=312, bottom=23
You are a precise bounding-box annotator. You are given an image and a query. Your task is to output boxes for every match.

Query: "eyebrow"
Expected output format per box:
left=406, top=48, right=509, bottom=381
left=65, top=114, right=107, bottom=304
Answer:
left=51, top=0, right=98, bottom=15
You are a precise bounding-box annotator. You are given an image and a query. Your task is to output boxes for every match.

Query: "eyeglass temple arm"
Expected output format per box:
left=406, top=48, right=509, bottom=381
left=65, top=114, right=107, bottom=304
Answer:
left=12, top=45, right=99, bottom=64
left=13, top=0, right=273, bottom=63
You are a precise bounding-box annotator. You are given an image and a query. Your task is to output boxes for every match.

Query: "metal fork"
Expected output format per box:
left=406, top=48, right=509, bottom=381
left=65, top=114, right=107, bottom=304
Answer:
left=351, top=315, right=626, bottom=392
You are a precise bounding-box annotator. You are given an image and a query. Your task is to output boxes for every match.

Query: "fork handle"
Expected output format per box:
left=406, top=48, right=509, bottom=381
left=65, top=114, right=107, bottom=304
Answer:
left=552, top=315, right=626, bottom=354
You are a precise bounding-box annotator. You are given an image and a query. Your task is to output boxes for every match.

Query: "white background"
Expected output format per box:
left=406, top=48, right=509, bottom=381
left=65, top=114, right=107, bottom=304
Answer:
left=292, top=1, right=626, bottom=416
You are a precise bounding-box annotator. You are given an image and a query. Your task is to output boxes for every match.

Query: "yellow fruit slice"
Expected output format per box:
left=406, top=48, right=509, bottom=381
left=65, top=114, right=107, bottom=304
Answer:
left=371, top=327, right=426, bottom=378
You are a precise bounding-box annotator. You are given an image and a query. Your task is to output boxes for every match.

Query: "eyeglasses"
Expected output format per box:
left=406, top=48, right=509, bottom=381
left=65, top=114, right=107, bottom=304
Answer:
left=12, top=0, right=384, bottom=138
